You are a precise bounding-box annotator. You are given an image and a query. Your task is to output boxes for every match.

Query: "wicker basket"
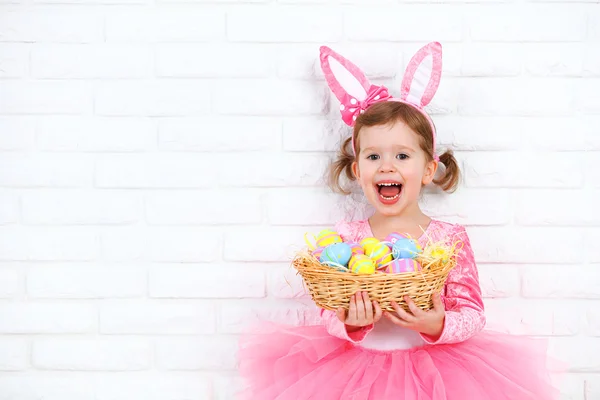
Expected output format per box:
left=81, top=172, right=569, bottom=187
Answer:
left=292, top=248, right=457, bottom=313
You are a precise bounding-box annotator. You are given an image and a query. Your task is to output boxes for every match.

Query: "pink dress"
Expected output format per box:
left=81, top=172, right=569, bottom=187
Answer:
left=237, top=219, right=561, bottom=400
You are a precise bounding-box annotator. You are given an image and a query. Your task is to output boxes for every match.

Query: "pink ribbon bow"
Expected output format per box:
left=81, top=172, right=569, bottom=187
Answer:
left=340, top=85, right=393, bottom=126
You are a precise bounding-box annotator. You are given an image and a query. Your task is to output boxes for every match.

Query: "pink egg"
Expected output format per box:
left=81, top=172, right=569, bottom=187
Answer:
left=347, top=242, right=364, bottom=255
left=387, top=258, right=421, bottom=274
left=312, top=246, right=324, bottom=259
left=384, top=232, right=408, bottom=246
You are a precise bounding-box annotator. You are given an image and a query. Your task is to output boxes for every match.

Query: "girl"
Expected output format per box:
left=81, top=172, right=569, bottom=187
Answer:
left=237, top=42, right=560, bottom=400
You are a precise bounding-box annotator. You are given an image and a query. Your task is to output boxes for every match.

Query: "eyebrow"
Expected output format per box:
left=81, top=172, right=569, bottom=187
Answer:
left=363, top=145, right=416, bottom=152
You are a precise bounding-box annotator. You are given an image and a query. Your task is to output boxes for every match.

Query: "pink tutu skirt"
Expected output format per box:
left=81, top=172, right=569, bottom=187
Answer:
left=237, top=323, right=561, bottom=400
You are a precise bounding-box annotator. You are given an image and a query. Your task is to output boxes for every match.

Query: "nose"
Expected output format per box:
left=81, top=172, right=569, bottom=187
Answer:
left=378, top=155, right=396, bottom=173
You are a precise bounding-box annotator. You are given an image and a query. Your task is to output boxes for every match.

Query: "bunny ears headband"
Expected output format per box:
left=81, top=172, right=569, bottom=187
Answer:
left=319, top=42, right=442, bottom=161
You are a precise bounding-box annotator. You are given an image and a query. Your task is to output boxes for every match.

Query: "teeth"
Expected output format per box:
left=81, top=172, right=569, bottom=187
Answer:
left=378, top=183, right=400, bottom=186
left=381, top=193, right=400, bottom=200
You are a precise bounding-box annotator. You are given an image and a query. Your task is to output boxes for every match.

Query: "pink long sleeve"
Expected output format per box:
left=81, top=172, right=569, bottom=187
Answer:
left=319, top=308, right=374, bottom=343
left=420, top=225, right=486, bottom=345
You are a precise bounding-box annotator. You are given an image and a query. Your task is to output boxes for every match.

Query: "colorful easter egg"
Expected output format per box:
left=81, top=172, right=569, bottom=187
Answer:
left=349, top=254, right=376, bottom=275
left=347, top=242, right=364, bottom=256
left=384, top=232, right=408, bottom=245
left=320, top=242, right=352, bottom=268
left=368, top=242, right=393, bottom=267
left=392, top=238, right=422, bottom=259
left=359, top=237, right=380, bottom=255
left=315, top=229, right=343, bottom=248
left=425, top=245, right=450, bottom=264
left=311, top=246, right=324, bottom=259
left=387, top=258, right=421, bottom=274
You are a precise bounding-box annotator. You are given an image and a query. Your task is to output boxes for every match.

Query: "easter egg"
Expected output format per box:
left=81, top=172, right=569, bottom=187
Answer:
left=392, top=238, right=422, bottom=259
left=347, top=242, right=364, bottom=256
left=320, top=242, right=352, bottom=267
left=360, top=237, right=380, bottom=255
left=349, top=254, right=376, bottom=275
left=311, top=246, right=324, bottom=259
left=426, top=245, right=450, bottom=263
left=315, top=229, right=343, bottom=248
left=387, top=258, right=421, bottom=274
left=368, top=242, right=393, bottom=267
left=384, top=232, right=408, bottom=245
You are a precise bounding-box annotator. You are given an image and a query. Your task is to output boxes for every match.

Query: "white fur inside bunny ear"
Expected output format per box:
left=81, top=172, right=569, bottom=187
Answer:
left=320, top=46, right=372, bottom=104
left=400, top=42, right=443, bottom=108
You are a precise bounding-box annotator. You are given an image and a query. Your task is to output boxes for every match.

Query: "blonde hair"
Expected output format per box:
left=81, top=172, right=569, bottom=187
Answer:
left=328, top=101, right=459, bottom=194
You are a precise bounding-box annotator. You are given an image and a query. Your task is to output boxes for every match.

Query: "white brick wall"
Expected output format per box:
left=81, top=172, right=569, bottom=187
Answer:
left=0, top=1, right=597, bottom=399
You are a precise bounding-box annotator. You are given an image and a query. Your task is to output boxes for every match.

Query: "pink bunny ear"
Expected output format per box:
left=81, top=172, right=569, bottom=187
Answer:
left=320, top=46, right=392, bottom=126
left=400, top=42, right=443, bottom=108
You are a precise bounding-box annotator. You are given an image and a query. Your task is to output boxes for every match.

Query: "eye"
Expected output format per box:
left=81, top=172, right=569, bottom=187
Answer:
left=367, top=154, right=379, bottom=161
left=396, top=153, right=409, bottom=160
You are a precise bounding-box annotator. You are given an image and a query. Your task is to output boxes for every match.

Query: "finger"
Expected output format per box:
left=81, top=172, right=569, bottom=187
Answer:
left=348, top=294, right=357, bottom=324
left=391, top=301, right=416, bottom=323
left=362, top=292, right=373, bottom=321
left=355, top=292, right=366, bottom=322
left=432, top=292, right=444, bottom=312
left=384, top=311, right=410, bottom=327
left=372, top=301, right=383, bottom=323
left=404, top=295, right=424, bottom=317
left=336, top=307, right=346, bottom=323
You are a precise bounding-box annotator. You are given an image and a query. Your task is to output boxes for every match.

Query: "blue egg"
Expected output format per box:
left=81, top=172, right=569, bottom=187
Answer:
left=320, top=242, right=352, bottom=267
left=392, top=238, right=422, bottom=259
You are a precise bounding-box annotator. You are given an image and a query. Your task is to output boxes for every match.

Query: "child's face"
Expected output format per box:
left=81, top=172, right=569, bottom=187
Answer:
left=352, top=120, right=437, bottom=217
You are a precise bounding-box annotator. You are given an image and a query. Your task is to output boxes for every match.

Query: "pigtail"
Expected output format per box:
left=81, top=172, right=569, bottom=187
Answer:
left=327, top=137, right=356, bottom=195
left=433, top=149, right=460, bottom=193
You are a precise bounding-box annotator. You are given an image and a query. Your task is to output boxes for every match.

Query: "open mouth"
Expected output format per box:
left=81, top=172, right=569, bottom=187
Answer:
left=376, top=182, right=402, bottom=201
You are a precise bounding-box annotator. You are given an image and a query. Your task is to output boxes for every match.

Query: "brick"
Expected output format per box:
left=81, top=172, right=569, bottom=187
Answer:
left=478, top=264, right=520, bottom=298
left=548, top=337, right=600, bottom=372
left=149, top=264, right=265, bottom=298
left=576, top=79, right=600, bottom=113
left=461, top=43, right=521, bottom=76
left=0, top=338, right=27, bottom=370
left=96, top=374, right=212, bottom=400
left=0, top=190, right=19, bottom=224
left=0, top=227, right=98, bottom=261
left=420, top=188, right=511, bottom=225
left=22, top=190, right=142, bottom=225
left=0, top=303, right=96, bottom=333
left=0, top=268, right=19, bottom=298
left=587, top=304, right=600, bottom=337
left=100, top=227, right=221, bottom=262
left=586, top=375, right=600, bottom=399
left=516, top=189, right=600, bottom=226
left=37, top=116, right=156, bottom=152
left=213, top=373, right=244, bottom=400
left=468, top=227, right=583, bottom=263
left=345, top=6, right=462, bottom=42
left=158, top=117, right=281, bottom=152
left=33, top=338, right=151, bottom=370
left=27, top=265, right=146, bottom=299
left=106, top=10, right=224, bottom=42
left=32, top=44, right=152, bottom=78
left=156, top=44, right=274, bottom=77
left=521, top=265, right=600, bottom=299
left=155, top=336, right=237, bottom=370
left=588, top=232, right=600, bottom=263
left=266, top=188, right=345, bottom=225
left=0, top=117, right=36, bottom=150
left=0, top=154, right=92, bottom=188
left=213, top=79, right=327, bottom=115
left=554, top=373, right=585, bottom=400
left=0, top=81, right=92, bottom=114
left=524, top=43, right=584, bottom=76
left=95, top=80, right=210, bottom=117
left=224, top=226, right=316, bottom=262
left=0, top=10, right=103, bottom=42
left=584, top=44, right=600, bottom=76
left=0, top=44, right=29, bottom=78
left=282, top=118, right=346, bottom=152
left=228, top=7, right=342, bottom=42
left=463, top=152, right=583, bottom=188
left=484, top=299, right=581, bottom=336
left=95, top=154, right=217, bottom=188
left=146, top=190, right=261, bottom=225
left=100, top=301, right=215, bottom=334
left=588, top=7, right=600, bottom=42
left=267, top=264, right=308, bottom=299
left=219, top=299, right=318, bottom=333
left=467, top=4, right=586, bottom=42
left=458, top=78, right=575, bottom=116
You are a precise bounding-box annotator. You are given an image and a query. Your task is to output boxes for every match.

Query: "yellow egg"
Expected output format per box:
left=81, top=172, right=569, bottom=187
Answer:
left=369, top=242, right=393, bottom=267
left=316, top=229, right=343, bottom=248
left=359, top=237, right=380, bottom=255
left=349, top=254, right=376, bottom=275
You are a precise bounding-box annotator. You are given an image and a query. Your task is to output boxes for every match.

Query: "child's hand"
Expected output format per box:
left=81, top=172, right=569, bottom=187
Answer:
left=384, top=293, right=445, bottom=339
left=336, top=291, right=383, bottom=331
